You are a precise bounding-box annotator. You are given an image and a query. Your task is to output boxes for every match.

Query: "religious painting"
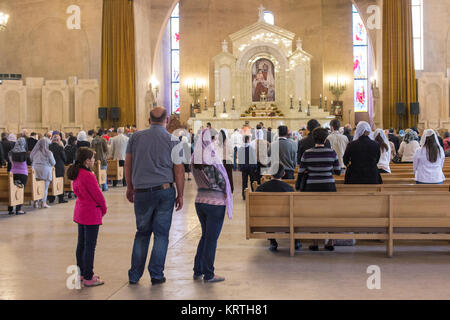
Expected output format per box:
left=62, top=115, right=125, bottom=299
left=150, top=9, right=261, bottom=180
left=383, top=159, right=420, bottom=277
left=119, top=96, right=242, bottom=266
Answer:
left=252, top=59, right=275, bottom=102
left=354, top=79, right=368, bottom=112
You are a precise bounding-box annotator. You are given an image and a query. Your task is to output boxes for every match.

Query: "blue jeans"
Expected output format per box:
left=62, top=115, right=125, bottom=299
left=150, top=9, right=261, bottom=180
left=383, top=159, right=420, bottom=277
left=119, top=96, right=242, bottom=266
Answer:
left=101, top=165, right=108, bottom=191
left=76, top=224, right=100, bottom=280
left=233, top=147, right=238, bottom=171
left=128, top=187, right=176, bottom=281
left=43, top=180, right=50, bottom=203
left=193, top=203, right=226, bottom=281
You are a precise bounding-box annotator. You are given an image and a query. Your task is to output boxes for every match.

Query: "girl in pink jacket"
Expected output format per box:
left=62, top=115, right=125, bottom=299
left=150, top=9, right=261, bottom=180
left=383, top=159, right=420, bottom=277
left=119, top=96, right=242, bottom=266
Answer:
left=67, top=147, right=107, bottom=287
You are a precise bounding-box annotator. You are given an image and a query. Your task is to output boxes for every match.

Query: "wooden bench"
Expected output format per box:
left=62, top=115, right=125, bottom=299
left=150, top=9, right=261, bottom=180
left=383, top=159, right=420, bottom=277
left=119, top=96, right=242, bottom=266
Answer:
left=24, top=168, right=45, bottom=202
left=0, top=172, right=24, bottom=207
left=107, top=160, right=123, bottom=183
left=48, top=167, right=64, bottom=197
left=92, top=161, right=107, bottom=186
left=246, top=189, right=450, bottom=257
left=64, top=166, right=73, bottom=193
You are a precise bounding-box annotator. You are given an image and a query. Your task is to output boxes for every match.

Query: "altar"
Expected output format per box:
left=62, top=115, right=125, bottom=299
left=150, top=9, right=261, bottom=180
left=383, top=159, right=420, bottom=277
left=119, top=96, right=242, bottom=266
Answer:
left=188, top=6, right=334, bottom=131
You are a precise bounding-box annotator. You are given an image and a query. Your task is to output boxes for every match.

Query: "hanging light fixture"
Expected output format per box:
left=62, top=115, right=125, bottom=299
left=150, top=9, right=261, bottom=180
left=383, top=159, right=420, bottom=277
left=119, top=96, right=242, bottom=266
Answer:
left=0, top=12, right=9, bottom=31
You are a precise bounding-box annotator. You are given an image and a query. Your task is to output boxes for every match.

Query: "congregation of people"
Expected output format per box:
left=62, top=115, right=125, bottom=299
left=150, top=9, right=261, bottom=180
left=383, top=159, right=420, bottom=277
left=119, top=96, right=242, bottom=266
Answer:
left=1, top=110, right=447, bottom=288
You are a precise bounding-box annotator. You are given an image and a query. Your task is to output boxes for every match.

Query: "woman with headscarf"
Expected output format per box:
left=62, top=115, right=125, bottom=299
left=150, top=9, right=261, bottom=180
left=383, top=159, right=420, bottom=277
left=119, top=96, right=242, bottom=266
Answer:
left=179, top=131, right=192, bottom=181
left=343, top=121, right=382, bottom=184
left=77, top=131, right=90, bottom=148
left=398, top=130, right=420, bottom=163
left=413, top=129, right=445, bottom=184
left=216, top=129, right=234, bottom=193
left=7, top=138, right=31, bottom=215
left=190, top=129, right=233, bottom=283
left=48, top=135, right=68, bottom=204
left=374, top=129, right=391, bottom=174
left=30, top=138, right=56, bottom=208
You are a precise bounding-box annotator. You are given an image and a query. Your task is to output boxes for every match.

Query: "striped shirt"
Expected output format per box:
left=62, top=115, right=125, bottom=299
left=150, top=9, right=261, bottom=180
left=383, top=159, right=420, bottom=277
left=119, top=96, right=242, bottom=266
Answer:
left=299, top=147, right=341, bottom=185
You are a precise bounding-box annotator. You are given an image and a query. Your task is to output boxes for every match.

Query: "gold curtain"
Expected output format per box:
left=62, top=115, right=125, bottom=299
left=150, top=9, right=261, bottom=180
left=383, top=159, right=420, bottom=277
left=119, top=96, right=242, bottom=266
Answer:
left=382, top=0, right=417, bottom=129
left=100, top=0, right=136, bottom=127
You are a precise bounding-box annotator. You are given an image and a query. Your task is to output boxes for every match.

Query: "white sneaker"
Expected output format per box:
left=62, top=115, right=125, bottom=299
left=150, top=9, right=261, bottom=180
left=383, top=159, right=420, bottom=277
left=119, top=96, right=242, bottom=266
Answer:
left=41, top=203, right=51, bottom=209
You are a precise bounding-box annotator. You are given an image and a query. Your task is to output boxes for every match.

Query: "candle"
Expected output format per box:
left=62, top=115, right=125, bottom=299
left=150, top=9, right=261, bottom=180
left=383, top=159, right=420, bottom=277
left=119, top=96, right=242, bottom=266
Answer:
left=320, top=94, right=322, bottom=98
left=324, top=97, right=327, bottom=101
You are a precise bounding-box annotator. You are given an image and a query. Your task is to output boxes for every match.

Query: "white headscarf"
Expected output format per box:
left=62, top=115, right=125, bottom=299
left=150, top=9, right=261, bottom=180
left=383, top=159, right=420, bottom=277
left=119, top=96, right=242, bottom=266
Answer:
left=255, top=129, right=264, bottom=140
left=353, top=121, right=374, bottom=141
left=374, top=128, right=391, bottom=153
left=77, top=131, right=87, bottom=142
left=8, top=133, right=17, bottom=142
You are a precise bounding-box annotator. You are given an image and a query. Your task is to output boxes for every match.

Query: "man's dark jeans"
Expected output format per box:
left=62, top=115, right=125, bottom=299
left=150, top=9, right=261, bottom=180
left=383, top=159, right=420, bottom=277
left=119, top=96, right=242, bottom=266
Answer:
left=113, top=160, right=127, bottom=187
left=193, top=203, right=226, bottom=281
left=283, top=170, right=295, bottom=180
left=128, top=187, right=176, bottom=282
left=76, top=224, right=100, bottom=281
left=241, top=167, right=258, bottom=199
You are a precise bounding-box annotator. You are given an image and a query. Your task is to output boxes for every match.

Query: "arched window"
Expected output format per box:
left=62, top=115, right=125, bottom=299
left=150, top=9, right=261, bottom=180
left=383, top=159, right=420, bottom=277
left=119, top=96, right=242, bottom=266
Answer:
left=352, top=5, right=368, bottom=113
left=411, top=0, right=424, bottom=70
left=264, top=11, right=274, bottom=25
left=170, top=3, right=180, bottom=114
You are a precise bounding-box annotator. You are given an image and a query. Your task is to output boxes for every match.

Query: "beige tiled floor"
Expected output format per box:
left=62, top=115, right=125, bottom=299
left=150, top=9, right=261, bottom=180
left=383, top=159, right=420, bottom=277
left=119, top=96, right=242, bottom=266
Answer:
left=1, top=172, right=450, bottom=300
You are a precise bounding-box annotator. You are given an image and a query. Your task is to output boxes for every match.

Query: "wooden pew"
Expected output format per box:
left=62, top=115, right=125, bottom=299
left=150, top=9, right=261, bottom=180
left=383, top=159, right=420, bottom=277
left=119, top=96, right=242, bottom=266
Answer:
left=24, top=168, right=45, bottom=202
left=246, top=190, right=450, bottom=257
left=92, top=160, right=107, bottom=186
left=0, top=172, right=24, bottom=207
left=107, top=160, right=123, bottom=183
left=48, top=167, right=64, bottom=197
left=64, top=166, right=73, bottom=193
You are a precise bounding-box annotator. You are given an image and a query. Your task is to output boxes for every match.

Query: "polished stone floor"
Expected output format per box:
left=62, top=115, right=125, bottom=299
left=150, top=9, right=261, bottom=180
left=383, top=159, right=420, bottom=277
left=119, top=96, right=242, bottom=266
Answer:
left=1, top=172, right=450, bottom=300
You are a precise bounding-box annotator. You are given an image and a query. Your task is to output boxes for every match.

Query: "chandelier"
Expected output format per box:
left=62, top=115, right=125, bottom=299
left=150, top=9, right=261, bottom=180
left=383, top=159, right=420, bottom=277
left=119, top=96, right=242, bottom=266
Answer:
left=0, top=12, right=9, bottom=31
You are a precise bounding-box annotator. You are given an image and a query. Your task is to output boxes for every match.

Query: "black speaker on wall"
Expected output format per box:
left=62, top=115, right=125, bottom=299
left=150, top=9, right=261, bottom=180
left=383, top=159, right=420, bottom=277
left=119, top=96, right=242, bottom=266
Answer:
left=410, top=102, right=420, bottom=115
left=110, top=107, right=120, bottom=121
left=396, top=103, right=406, bottom=116
left=98, top=107, right=108, bottom=121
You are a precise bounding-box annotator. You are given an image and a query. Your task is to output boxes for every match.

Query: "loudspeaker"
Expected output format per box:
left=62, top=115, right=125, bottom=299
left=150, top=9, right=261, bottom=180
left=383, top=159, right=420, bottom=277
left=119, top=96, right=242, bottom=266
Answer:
left=410, top=102, right=420, bottom=115
left=110, top=107, right=120, bottom=121
left=396, top=103, right=406, bottom=116
left=98, top=107, right=108, bottom=121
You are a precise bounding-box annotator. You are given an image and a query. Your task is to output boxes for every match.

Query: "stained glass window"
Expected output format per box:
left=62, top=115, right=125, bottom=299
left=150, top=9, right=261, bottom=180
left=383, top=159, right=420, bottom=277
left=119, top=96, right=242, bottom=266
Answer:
left=170, top=3, right=180, bottom=114
left=411, top=0, right=424, bottom=70
left=352, top=5, right=368, bottom=113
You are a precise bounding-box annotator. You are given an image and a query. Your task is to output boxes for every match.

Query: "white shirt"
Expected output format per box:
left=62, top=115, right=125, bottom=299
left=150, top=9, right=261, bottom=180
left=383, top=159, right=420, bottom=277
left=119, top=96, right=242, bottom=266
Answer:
left=413, top=147, right=445, bottom=183
left=398, top=140, right=420, bottom=162
left=327, top=131, right=349, bottom=168
left=231, top=131, right=243, bottom=149
left=109, top=134, right=129, bottom=161
left=377, top=146, right=391, bottom=173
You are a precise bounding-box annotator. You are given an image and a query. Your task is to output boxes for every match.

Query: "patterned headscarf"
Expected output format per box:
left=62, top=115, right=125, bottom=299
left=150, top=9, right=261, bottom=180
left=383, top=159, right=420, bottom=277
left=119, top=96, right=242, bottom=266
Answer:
left=10, top=137, right=27, bottom=154
left=403, top=130, right=417, bottom=144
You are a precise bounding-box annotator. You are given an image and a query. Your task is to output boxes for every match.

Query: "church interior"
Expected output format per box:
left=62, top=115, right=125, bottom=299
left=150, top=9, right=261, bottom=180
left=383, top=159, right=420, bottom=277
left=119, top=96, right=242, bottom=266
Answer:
left=1, top=0, right=450, bottom=301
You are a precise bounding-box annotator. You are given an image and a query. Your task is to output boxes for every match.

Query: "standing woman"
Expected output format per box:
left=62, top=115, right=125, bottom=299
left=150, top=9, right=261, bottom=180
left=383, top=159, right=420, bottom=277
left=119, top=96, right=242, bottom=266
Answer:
left=374, top=129, right=391, bottom=174
left=343, top=121, right=382, bottom=184
left=77, top=131, right=91, bottom=148
left=68, top=147, right=107, bottom=287
left=191, top=129, right=233, bottom=283
left=48, top=135, right=68, bottom=204
left=30, top=139, right=56, bottom=208
left=413, top=129, right=445, bottom=184
left=7, top=138, right=31, bottom=215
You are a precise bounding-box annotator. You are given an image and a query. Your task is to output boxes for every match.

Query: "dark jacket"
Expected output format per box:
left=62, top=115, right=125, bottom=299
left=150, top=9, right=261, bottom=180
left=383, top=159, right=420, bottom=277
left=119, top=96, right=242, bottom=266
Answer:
left=238, top=145, right=258, bottom=172
left=77, top=141, right=90, bottom=149
left=27, top=137, right=38, bottom=152
left=343, top=135, right=382, bottom=184
left=297, top=134, right=331, bottom=165
left=64, top=144, right=78, bottom=165
left=91, top=136, right=108, bottom=167
left=2, top=140, right=14, bottom=160
left=49, top=143, right=67, bottom=177
left=0, top=143, right=5, bottom=167
left=388, top=134, right=400, bottom=152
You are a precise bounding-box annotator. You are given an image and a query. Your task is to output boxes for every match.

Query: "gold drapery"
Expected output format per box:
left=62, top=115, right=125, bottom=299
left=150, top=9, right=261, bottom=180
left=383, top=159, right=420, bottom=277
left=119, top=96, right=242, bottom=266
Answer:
left=100, top=0, right=136, bottom=127
left=382, top=0, right=417, bottom=129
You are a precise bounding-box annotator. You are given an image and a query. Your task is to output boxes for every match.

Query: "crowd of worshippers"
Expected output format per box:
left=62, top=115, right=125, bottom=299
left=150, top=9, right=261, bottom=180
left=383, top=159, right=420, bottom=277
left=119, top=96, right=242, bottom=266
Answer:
left=188, top=120, right=446, bottom=252
left=0, top=127, right=135, bottom=215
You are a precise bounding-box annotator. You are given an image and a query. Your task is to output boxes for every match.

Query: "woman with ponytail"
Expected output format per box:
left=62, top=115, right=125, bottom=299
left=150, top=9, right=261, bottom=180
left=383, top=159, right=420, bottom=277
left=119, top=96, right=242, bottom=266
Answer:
left=68, top=147, right=107, bottom=287
left=413, top=129, right=445, bottom=184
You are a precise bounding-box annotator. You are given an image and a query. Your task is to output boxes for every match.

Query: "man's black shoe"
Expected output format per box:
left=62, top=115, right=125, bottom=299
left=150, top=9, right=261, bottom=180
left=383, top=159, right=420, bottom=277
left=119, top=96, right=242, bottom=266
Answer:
left=59, top=199, right=68, bottom=204
left=295, top=240, right=302, bottom=250
left=129, top=280, right=138, bottom=285
left=151, top=277, right=166, bottom=285
left=269, top=239, right=278, bottom=252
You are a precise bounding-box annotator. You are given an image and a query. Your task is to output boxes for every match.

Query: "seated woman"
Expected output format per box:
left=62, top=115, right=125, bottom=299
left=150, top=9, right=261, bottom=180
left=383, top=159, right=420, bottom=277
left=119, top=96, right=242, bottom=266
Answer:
left=256, top=164, right=298, bottom=252
left=343, top=122, right=382, bottom=185
left=296, top=127, right=341, bottom=251
left=398, top=130, right=420, bottom=163
left=413, top=129, right=445, bottom=185
left=374, top=129, right=391, bottom=174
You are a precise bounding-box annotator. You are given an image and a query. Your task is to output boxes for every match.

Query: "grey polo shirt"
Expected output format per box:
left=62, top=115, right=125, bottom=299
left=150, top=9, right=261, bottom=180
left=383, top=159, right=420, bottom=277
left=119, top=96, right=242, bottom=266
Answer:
left=126, top=125, right=180, bottom=189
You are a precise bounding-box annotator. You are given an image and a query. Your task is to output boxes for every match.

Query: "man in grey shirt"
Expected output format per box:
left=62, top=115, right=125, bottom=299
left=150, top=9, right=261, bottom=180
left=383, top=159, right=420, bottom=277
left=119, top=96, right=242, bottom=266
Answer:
left=274, top=125, right=298, bottom=179
left=125, top=107, right=185, bottom=285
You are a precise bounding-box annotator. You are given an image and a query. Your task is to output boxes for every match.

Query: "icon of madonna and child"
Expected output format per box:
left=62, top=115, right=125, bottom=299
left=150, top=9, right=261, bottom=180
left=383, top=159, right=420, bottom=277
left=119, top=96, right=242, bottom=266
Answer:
left=252, top=59, right=275, bottom=102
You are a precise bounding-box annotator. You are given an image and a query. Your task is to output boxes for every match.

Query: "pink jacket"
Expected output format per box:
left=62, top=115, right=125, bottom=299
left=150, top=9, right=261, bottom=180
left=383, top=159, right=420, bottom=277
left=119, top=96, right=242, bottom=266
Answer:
left=73, top=168, right=107, bottom=225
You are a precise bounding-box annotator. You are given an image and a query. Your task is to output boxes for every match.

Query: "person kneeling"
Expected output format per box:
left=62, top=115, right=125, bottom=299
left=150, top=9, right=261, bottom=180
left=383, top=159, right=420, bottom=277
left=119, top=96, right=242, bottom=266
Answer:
left=256, top=164, right=301, bottom=252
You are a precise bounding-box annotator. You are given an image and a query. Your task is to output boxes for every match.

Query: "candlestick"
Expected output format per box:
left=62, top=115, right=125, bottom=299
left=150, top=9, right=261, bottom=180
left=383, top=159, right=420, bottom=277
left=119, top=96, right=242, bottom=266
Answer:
left=191, top=104, right=196, bottom=118
left=324, top=97, right=328, bottom=113
left=298, top=99, right=302, bottom=113
left=307, top=101, right=311, bottom=117
left=223, top=99, right=227, bottom=114
left=290, top=95, right=293, bottom=110
left=232, top=96, right=235, bottom=111
left=214, top=103, right=217, bottom=118
left=204, top=97, right=208, bottom=111
left=319, top=95, right=322, bottom=109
